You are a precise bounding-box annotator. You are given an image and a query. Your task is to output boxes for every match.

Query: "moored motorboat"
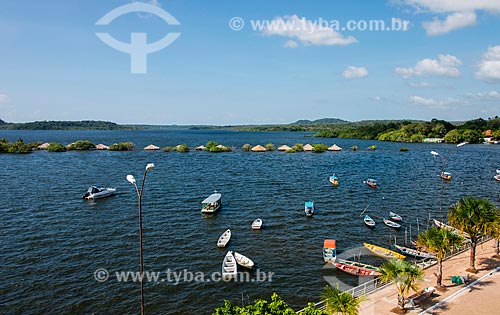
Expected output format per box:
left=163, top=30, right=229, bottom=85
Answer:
left=252, top=218, right=263, bottom=230
left=389, top=211, right=402, bottom=221
left=222, top=251, right=237, bottom=280
left=82, top=186, right=116, bottom=200
left=440, top=172, right=452, bottom=181
left=233, top=251, right=254, bottom=269
left=363, top=215, right=376, bottom=228
left=364, top=242, right=406, bottom=259
left=394, top=244, right=435, bottom=259
left=333, top=259, right=380, bottom=277
left=363, top=179, right=378, bottom=188
left=217, top=229, right=231, bottom=248
left=305, top=201, right=314, bottom=216
left=201, top=192, right=222, bottom=213
left=329, top=174, right=339, bottom=186
left=323, top=239, right=337, bottom=263
left=383, top=218, right=401, bottom=229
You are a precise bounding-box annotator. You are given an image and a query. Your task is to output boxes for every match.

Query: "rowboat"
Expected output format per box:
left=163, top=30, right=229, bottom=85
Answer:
left=305, top=201, right=314, bottom=216
left=394, top=244, right=435, bottom=259
left=222, top=251, right=237, bottom=280
left=329, top=174, right=339, bottom=186
left=252, top=218, right=263, bottom=230
left=389, top=211, right=402, bottom=221
left=364, top=243, right=406, bottom=259
left=363, top=215, right=376, bottom=228
left=440, top=172, right=452, bottom=181
left=363, top=179, right=378, bottom=188
left=201, top=192, right=222, bottom=213
left=217, top=229, right=231, bottom=248
left=383, top=218, right=401, bottom=229
left=233, top=251, right=254, bottom=269
left=333, top=259, right=380, bottom=277
left=433, top=219, right=470, bottom=238
left=323, top=239, right=337, bottom=263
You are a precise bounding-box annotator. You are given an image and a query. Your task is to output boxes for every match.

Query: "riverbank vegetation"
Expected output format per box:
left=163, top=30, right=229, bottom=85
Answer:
left=0, top=119, right=136, bottom=130
left=0, top=138, right=39, bottom=153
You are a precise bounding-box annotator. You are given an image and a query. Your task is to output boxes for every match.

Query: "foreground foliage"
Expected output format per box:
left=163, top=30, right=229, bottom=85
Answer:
left=379, top=259, right=423, bottom=310
left=321, top=285, right=365, bottom=315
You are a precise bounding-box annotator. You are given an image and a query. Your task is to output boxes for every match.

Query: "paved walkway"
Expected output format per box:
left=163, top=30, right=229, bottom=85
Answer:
left=358, top=239, right=500, bottom=315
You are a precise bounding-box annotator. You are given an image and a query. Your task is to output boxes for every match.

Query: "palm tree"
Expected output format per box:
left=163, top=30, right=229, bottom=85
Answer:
left=321, top=285, right=365, bottom=315
left=378, top=259, right=423, bottom=310
left=448, top=196, right=500, bottom=272
left=417, top=227, right=463, bottom=287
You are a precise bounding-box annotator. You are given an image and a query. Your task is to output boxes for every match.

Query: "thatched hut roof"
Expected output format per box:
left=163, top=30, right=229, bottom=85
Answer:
left=303, top=144, right=314, bottom=151
left=37, top=142, right=50, bottom=150
left=328, top=144, right=342, bottom=151
left=251, top=145, right=267, bottom=152
left=195, top=145, right=206, bottom=151
left=277, top=145, right=292, bottom=151
left=95, top=144, right=109, bottom=150
left=216, top=144, right=226, bottom=149
left=144, top=144, right=160, bottom=150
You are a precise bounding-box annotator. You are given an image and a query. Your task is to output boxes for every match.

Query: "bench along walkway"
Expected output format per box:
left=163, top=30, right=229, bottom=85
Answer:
left=357, top=238, right=500, bottom=314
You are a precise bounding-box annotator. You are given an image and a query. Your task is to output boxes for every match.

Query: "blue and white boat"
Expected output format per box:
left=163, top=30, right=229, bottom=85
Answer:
left=329, top=174, right=339, bottom=186
left=305, top=201, right=314, bottom=216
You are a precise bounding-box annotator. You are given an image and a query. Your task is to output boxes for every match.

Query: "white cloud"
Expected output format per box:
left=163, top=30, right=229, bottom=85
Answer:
left=262, top=15, right=358, bottom=47
left=342, top=66, right=368, bottom=79
left=283, top=40, right=298, bottom=48
left=423, top=11, right=476, bottom=36
left=409, top=81, right=431, bottom=87
left=466, top=90, right=500, bottom=99
left=476, top=46, right=500, bottom=81
left=402, top=0, right=500, bottom=13
left=401, top=1, right=500, bottom=35
left=372, top=96, right=381, bottom=101
left=0, top=94, right=8, bottom=103
left=395, top=54, right=461, bottom=78
left=409, top=95, right=458, bottom=108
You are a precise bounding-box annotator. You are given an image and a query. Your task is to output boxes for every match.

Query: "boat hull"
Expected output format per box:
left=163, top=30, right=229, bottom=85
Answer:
left=333, top=261, right=380, bottom=277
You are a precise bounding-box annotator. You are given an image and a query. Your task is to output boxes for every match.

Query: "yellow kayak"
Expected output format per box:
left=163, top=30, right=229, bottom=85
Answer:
left=364, top=242, right=406, bottom=259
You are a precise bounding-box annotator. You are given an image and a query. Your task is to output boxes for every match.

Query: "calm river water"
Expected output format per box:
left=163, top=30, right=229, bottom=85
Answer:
left=1, top=130, right=499, bottom=314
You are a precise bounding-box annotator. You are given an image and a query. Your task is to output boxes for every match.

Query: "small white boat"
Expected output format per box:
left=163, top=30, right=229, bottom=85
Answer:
left=222, top=251, right=237, bottom=280
left=329, top=174, right=339, bottom=186
left=364, top=215, right=376, bottom=228
left=494, top=174, right=500, bottom=182
left=252, top=218, right=263, bottom=230
left=497, top=169, right=500, bottom=175
left=305, top=201, right=314, bottom=216
left=394, top=244, right=435, bottom=259
left=433, top=219, right=470, bottom=238
left=201, top=192, right=222, bottom=213
left=383, top=218, right=401, bottom=229
left=217, top=229, right=231, bottom=248
left=364, top=179, right=378, bottom=189
left=389, top=211, right=402, bottom=221
left=233, top=251, right=254, bottom=269
left=82, top=186, right=116, bottom=200
left=323, top=239, right=337, bottom=263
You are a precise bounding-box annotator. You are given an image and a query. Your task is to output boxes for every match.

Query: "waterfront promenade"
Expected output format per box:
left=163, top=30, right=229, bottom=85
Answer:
left=358, top=239, right=500, bottom=315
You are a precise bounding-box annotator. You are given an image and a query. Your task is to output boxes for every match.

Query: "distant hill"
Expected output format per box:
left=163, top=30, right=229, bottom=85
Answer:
left=292, top=118, right=348, bottom=125
left=0, top=118, right=5, bottom=125
left=0, top=120, right=137, bottom=130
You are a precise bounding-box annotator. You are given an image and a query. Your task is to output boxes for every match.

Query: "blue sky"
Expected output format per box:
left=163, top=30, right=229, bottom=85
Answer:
left=0, top=0, right=499, bottom=124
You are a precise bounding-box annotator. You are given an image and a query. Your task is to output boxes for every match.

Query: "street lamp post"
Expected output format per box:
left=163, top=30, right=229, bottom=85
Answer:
left=126, top=163, right=155, bottom=315
left=430, top=142, right=467, bottom=224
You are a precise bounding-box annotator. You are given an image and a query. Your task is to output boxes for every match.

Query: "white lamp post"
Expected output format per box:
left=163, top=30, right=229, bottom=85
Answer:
left=126, top=163, right=155, bottom=315
left=430, top=142, right=467, bottom=223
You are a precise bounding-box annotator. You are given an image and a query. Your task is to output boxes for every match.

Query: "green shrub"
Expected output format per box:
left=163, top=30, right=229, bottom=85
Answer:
left=285, top=148, right=296, bottom=153
left=109, top=142, right=134, bottom=151
left=242, top=144, right=251, bottom=152
left=174, top=144, right=190, bottom=152
left=400, top=147, right=409, bottom=152
left=209, top=145, right=231, bottom=152
left=292, top=143, right=303, bottom=151
left=351, top=145, right=358, bottom=151
left=265, top=143, right=275, bottom=151
left=162, top=146, right=172, bottom=152
left=206, top=141, right=218, bottom=151
left=367, top=145, right=377, bottom=150
left=67, top=140, right=95, bottom=151
left=1, top=139, right=33, bottom=154
left=312, top=144, right=328, bottom=153
left=47, top=143, right=66, bottom=152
